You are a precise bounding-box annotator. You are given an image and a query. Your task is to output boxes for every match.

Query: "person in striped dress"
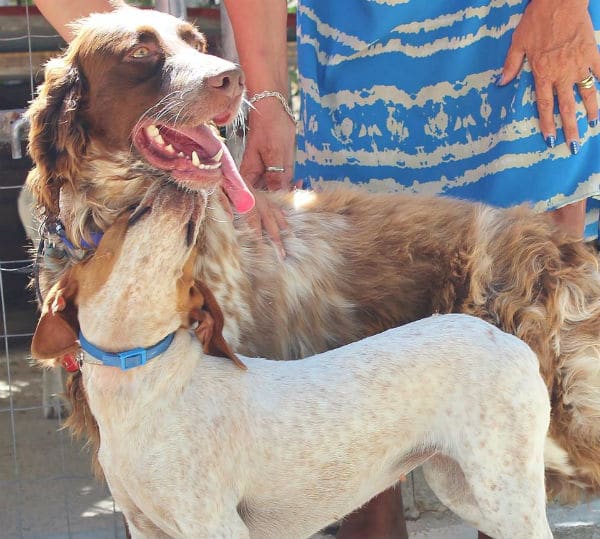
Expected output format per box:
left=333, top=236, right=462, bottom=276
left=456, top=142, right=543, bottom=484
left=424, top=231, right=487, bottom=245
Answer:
left=232, top=0, right=600, bottom=241
left=294, top=1, right=600, bottom=241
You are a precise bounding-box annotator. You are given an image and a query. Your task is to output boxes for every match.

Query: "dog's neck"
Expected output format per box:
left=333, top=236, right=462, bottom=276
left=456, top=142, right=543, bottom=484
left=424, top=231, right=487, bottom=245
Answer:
left=77, top=200, right=201, bottom=355
left=55, top=148, right=157, bottom=249
left=191, top=193, right=258, bottom=349
left=82, top=328, right=200, bottom=424
left=78, top=244, right=183, bottom=353
left=76, top=215, right=203, bottom=406
left=53, top=170, right=255, bottom=352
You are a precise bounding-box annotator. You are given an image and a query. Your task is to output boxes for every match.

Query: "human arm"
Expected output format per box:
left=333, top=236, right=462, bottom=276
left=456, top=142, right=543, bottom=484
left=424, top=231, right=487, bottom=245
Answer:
left=501, top=0, right=600, bottom=151
left=222, top=0, right=296, bottom=191
left=35, top=0, right=113, bottom=41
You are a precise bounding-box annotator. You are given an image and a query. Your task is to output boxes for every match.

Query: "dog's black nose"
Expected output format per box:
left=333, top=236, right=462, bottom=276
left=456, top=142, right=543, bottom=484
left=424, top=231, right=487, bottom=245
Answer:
left=207, top=68, right=244, bottom=98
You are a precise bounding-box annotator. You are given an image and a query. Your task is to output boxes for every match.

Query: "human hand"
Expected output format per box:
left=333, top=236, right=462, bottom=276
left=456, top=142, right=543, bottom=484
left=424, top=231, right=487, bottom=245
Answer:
left=501, top=0, right=600, bottom=152
left=244, top=189, right=289, bottom=259
left=240, top=94, right=296, bottom=190
left=217, top=186, right=288, bottom=258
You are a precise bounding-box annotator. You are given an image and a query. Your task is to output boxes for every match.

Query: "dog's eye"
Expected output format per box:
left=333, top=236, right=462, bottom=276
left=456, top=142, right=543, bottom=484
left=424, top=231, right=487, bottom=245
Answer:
left=131, top=46, right=151, bottom=59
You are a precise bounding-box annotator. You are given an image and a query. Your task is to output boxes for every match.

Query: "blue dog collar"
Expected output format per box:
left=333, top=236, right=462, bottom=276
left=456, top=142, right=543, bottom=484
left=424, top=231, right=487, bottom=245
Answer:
left=78, top=331, right=175, bottom=371
left=48, top=218, right=104, bottom=252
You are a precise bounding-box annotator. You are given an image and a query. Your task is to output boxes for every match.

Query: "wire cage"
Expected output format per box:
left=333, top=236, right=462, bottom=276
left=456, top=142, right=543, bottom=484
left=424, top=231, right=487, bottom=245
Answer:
left=1, top=171, right=125, bottom=536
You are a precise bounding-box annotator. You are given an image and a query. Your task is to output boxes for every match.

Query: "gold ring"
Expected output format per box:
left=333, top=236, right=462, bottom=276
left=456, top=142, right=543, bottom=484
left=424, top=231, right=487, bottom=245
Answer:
left=577, top=74, right=596, bottom=90
left=265, top=166, right=285, bottom=173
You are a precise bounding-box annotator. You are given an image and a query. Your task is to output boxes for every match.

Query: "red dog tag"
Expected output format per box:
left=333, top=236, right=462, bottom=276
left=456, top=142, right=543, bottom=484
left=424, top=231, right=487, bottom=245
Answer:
left=61, top=353, right=80, bottom=372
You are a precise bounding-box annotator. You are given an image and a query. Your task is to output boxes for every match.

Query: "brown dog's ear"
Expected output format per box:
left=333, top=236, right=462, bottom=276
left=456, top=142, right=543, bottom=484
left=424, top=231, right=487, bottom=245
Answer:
left=31, top=274, right=80, bottom=361
left=191, top=281, right=246, bottom=370
left=26, top=55, right=87, bottom=216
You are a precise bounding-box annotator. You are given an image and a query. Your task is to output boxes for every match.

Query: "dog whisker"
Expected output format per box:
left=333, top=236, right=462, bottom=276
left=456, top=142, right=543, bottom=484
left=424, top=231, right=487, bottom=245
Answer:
left=135, top=91, right=185, bottom=126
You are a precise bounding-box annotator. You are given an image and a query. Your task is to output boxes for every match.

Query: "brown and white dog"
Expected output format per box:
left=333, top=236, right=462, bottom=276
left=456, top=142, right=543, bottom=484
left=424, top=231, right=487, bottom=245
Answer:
left=26, top=3, right=600, bottom=500
left=31, top=186, right=552, bottom=539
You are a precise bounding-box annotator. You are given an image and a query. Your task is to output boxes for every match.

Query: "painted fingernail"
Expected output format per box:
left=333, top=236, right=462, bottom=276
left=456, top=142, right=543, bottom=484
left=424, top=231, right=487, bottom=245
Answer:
left=494, top=74, right=506, bottom=86
left=570, top=140, right=581, bottom=155
left=589, top=118, right=599, bottom=128
left=545, top=135, right=556, bottom=148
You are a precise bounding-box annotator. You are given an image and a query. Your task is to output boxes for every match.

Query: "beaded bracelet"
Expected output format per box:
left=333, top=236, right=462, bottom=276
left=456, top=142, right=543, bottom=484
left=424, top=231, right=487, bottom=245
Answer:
left=249, top=90, right=296, bottom=124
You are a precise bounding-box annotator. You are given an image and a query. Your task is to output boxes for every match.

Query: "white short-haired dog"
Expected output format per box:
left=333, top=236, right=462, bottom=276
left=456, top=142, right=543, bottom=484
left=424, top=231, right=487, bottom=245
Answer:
left=31, top=186, right=552, bottom=539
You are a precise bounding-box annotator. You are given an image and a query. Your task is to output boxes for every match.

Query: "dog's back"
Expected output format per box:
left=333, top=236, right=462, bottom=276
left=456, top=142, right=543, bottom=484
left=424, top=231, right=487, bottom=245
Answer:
left=228, top=315, right=550, bottom=539
left=82, top=314, right=550, bottom=539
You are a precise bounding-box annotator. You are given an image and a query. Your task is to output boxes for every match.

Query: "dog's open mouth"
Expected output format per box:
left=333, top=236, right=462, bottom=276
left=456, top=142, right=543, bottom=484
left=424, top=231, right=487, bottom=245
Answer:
left=133, top=122, right=254, bottom=214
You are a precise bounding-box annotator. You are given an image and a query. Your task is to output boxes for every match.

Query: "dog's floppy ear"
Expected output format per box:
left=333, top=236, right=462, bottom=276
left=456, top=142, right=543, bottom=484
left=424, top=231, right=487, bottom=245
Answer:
left=191, top=281, right=246, bottom=370
left=26, top=55, right=87, bottom=216
left=31, top=273, right=80, bottom=362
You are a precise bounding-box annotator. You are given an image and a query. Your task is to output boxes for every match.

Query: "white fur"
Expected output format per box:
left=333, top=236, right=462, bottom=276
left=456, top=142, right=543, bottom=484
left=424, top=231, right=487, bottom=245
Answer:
left=72, top=193, right=552, bottom=539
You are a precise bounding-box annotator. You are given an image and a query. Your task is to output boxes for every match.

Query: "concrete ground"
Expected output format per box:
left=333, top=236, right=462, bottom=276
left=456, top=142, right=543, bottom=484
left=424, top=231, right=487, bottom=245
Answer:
left=406, top=500, right=600, bottom=539
left=1, top=342, right=126, bottom=539
left=401, top=469, right=600, bottom=538
left=3, top=342, right=600, bottom=539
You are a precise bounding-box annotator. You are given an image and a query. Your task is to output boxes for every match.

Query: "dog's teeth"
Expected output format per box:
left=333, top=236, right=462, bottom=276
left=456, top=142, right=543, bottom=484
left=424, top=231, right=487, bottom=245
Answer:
left=154, top=133, right=165, bottom=146
left=147, top=125, right=160, bottom=137
left=191, top=151, right=200, bottom=167
left=211, top=148, right=224, bottom=162
left=197, top=161, right=222, bottom=170
left=178, top=152, right=185, bottom=158
left=165, top=144, right=175, bottom=154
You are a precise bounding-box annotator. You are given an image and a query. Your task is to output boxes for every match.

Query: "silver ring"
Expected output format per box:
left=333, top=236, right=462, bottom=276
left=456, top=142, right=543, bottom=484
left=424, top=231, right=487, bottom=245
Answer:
left=265, top=166, right=286, bottom=173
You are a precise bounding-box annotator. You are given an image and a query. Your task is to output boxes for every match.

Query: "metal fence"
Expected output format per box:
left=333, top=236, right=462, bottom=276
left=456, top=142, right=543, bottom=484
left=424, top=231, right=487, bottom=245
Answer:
left=0, top=187, right=125, bottom=538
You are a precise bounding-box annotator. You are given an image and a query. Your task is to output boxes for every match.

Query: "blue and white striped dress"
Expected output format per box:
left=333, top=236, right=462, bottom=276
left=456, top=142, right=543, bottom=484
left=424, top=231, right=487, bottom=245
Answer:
left=295, top=0, right=600, bottom=239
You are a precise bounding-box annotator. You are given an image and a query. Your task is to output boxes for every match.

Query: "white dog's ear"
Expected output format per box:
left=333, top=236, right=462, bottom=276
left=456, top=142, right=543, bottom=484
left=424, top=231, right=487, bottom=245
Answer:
left=191, top=281, right=246, bottom=370
left=32, top=274, right=80, bottom=361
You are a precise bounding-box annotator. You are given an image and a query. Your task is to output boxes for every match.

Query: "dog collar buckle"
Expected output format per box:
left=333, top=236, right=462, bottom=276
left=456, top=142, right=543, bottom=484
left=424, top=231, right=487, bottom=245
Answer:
left=119, top=348, right=147, bottom=370
left=78, top=331, right=175, bottom=371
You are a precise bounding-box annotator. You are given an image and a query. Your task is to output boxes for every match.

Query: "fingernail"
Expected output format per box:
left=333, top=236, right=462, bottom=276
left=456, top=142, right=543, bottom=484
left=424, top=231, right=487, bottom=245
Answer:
left=545, top=135, right=556, bottom=148
left=494, top=74, right=506, bottom=86
left=570, top=140, right=580, bottom=155
left=589, top=118, right=599, bottom=128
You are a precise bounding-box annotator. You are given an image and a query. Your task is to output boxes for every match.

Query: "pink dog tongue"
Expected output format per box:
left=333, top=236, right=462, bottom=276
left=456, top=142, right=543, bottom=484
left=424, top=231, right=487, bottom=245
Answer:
left=219, top=141, right=255, bottom=213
